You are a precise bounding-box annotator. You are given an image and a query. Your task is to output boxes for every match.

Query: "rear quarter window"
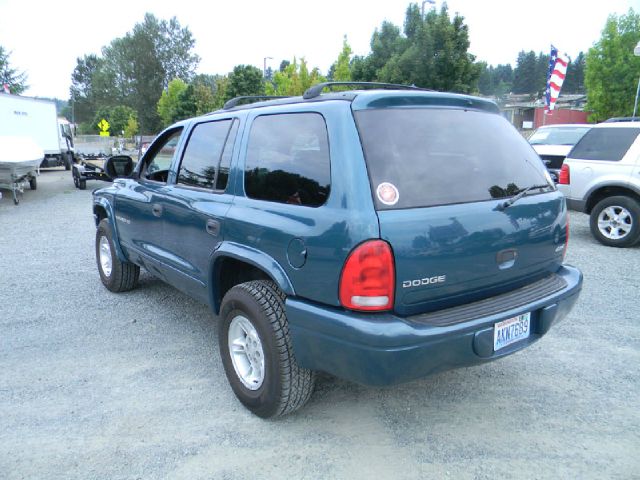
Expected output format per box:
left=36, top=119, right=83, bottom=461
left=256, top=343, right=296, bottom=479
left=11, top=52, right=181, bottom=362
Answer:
left=244, top=113, right=331, bottom=207
left=568, top=127, right=640, bottom=161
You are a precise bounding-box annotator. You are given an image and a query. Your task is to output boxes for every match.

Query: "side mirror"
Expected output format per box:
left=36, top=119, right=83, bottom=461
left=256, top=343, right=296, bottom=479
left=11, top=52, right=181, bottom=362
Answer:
left=105, top=155, right=134, bottom=179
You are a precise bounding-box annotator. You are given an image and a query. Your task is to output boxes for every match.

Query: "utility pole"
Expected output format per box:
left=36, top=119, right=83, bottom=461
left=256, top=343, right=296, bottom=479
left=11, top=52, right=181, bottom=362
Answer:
left=421, top=0, right=435, bottom=16
left=263, top=57, right=273, bottom=79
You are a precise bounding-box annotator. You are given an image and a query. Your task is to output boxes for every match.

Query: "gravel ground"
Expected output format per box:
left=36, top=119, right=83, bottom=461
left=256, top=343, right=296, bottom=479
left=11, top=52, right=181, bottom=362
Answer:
left=1, top=170, right=638, bottom=480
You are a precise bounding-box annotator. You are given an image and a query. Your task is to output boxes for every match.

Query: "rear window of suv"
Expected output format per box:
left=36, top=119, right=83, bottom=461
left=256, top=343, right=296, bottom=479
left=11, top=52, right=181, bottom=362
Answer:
left=567, top=127, right=640, bottom=161
left=355, top=108, right=551, bottom=210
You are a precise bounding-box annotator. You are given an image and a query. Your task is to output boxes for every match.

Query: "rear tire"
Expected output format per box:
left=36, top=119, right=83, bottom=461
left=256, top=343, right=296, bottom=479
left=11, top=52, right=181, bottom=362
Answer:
left=219, top=280, right=315, bottom=418
left=96, top=219, right=139, bottom=292
left=589, top=196, right=640, bottom=248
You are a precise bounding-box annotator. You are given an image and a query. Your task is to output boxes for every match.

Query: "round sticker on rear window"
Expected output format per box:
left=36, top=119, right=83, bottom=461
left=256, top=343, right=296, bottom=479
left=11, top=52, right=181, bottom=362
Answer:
left=376, top=182, right=399, bottom=206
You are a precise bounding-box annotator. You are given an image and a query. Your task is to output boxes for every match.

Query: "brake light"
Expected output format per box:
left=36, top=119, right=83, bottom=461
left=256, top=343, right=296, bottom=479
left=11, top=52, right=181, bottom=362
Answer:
left=559, top=164, right=570, bottom=184
left=339, top=240, right=395, bottom=311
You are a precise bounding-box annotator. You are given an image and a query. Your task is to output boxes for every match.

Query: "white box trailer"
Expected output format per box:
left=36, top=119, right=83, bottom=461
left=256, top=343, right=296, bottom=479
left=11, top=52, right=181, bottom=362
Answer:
left=0, top=93, right=74, bottom=169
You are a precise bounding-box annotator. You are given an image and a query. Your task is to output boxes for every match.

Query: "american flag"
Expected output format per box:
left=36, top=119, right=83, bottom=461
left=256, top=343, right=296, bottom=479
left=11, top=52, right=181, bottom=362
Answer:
left=545, top=45, right=570, bottom=111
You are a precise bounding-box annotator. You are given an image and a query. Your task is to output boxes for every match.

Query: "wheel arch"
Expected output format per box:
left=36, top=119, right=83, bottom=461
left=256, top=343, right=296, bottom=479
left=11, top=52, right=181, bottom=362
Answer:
left=209, top=242, right=295, bottom=315
left=585, top=185, right=640, bottom=214
left=93, top=198, right=128, bottom=262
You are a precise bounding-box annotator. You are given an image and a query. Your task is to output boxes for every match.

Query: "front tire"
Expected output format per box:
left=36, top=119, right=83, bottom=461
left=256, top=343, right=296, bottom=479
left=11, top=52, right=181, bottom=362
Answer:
left=589, top=196, right=640, bottom=248
left=29, top=176, right=37, bottom=190
left=95, top=219, right=140, bottom=292
left=219, top=280, right=315, bottom=418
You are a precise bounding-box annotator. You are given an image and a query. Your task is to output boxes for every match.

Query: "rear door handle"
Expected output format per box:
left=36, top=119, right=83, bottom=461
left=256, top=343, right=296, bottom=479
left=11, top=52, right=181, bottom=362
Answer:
left=151, top=204, right=163, bottom=217
left=206, top=219, right=221, bottom=237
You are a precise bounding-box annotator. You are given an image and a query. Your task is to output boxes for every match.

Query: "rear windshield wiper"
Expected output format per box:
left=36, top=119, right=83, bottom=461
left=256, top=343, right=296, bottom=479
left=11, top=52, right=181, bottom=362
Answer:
left=497, top=184, right=552, bottom=210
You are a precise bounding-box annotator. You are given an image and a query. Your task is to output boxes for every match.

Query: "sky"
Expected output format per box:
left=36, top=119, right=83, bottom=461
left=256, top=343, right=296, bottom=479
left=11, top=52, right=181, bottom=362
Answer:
left=0, top=0, right=637, bottom=99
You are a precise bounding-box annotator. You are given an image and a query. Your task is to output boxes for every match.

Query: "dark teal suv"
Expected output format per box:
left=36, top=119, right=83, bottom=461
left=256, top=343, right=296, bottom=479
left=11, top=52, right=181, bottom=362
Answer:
left=93, top=83, right=583, bottom=417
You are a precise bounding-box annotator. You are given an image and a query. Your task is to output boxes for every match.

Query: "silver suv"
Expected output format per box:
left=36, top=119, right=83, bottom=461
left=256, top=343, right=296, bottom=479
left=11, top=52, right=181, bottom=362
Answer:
left=558, top=122, right=640, bottom=247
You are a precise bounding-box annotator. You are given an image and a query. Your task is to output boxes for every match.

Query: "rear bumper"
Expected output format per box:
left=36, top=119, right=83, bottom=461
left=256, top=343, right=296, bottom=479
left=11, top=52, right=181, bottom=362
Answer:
left=566, top=198, right=586, bottom=212
left=286, top=265, right=582, bottom=386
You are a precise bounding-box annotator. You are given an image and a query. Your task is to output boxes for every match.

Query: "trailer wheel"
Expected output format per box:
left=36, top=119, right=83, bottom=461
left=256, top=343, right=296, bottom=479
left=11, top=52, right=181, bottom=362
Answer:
left=29, top=176, right=37, bottom=190
left=96, top=219, right=139, bottom=292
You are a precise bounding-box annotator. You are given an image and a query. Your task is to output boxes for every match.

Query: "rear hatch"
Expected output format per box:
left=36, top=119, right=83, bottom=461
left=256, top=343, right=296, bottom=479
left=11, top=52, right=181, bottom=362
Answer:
left=353, top=99, right=566, bottom=316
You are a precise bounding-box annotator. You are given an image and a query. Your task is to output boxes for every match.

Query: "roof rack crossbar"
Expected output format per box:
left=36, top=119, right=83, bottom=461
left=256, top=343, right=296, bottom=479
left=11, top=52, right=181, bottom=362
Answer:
left=223, top=95, right=289, bottom=110
left=303, top=82, right=428, bottom=100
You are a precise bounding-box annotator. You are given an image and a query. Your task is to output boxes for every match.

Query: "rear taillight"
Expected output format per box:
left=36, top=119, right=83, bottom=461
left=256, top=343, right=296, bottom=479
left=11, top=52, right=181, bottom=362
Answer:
left=559, top=164, right=570, bottom=184
left=339, top=240, right=395, bottom=311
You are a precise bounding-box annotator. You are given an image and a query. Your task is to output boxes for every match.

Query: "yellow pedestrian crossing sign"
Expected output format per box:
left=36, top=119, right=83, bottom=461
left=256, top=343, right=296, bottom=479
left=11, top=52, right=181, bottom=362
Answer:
left=98, top=118, right=110, bottom=137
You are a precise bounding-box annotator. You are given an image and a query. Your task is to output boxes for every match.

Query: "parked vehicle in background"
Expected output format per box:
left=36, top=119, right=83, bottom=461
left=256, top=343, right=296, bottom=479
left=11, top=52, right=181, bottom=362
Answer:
left=529, top=124, right=591, bottom=182
left=0, top=93, right=74, bottom=170
left=558, top=122, right=640, bottom=247
left=92, top=83, right=582, bottom=417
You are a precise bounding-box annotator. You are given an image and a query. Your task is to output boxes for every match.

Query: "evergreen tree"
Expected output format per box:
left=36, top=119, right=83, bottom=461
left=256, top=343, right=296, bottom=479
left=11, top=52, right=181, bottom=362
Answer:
left=512, top=51, right=539, bottom=94
left=563, top=52, right=586, bottom=94
left=350, top=4, right=479, bottom=93
left=0, top=46, right=28, bottom=94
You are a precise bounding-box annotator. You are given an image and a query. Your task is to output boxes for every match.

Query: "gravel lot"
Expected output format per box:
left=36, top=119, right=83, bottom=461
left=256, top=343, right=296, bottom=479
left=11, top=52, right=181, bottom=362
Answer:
left=1, top=170, right=638, bottom=480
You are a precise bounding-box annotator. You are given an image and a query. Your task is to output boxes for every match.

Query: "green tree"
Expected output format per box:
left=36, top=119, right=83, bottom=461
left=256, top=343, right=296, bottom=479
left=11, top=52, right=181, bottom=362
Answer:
left=212, top=76, right=230, bottom=109
left=265, top=58, right=326, bottom=96
left=512, top=51, right=539, bottom=94
left=173, top=84, right=198, bottom=120
left=225, top=65, right=265, bottom=102
left=351, top=21, right=404, bottom=82
left=563, top=52, right=586, bottom=93
left=191, top=74, right=220, bottom=114
left=329, top=36, right=353, bottom=82
left=351, top=4, right=479, bottom=92
left=73, top=13, right=199, bottom=133
left=91, top=105, right=136, bottom=135
left=124, top=116, right=139, bottom=138
left=585, top=9, right=640, bottom=120
left=70, top=54, right=102, bottom=123
left=0, top=46, right=28, bottom=94
left=157, top=78, right=188, bottom=126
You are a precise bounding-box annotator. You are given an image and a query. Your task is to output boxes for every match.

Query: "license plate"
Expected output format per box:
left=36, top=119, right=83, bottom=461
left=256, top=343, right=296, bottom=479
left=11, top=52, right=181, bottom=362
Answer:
left=493, top=312, right=531, bottom=351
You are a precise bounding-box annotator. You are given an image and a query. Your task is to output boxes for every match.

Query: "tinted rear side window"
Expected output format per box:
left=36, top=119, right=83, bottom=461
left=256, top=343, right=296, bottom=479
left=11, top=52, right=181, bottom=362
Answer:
left=567, top=127, right=640, bottom=161
left=178, top=120, right=232, bottom=189
left=244, top=113, right=330, bottom=207
left=355, top=108, right=550, bottom=210
left=216, top=119, right=239, bottom=190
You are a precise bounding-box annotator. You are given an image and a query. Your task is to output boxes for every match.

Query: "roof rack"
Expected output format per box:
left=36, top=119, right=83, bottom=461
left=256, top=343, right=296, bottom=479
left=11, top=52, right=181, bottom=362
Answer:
left=303, top=82, right=427, bottom=100
left=223, top=95, right=289, bottom=110
left=603, top=116, right=640, bottom=123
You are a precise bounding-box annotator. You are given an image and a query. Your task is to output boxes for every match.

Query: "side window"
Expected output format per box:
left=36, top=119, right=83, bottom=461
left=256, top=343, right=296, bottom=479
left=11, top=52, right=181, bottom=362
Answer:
left=216, top=120, right=239, bottom=190
left=177, top=120, right=232, bottom=189
left=568, top=128, right=640, bottom=161
left=142, top=129, right=183, bottom=183
left=244, top=113, right=331, bottom=207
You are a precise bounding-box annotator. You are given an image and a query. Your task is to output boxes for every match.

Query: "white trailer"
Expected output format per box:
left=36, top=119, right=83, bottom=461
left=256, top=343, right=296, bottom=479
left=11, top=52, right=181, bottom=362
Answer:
left=0, top=93, right=74, bottom=169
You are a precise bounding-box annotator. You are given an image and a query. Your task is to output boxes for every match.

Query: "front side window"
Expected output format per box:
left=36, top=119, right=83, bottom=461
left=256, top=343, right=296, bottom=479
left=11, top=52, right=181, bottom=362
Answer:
left=244, top=113, right=331, bottom=207
left=177, top=120, right=233, bottom=189
left=142, top=129, right=183, bottom=182
left=567, top=127, right=640, bottom=161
